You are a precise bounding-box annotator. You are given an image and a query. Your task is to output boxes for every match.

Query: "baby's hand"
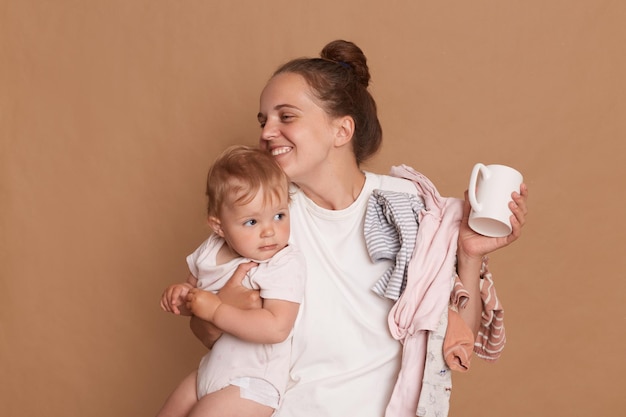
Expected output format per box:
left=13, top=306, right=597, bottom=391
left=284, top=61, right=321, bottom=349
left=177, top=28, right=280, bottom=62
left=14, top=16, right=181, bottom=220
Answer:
left=160, top=283, right=193, bottom=315
left=186, top=288, right=222, bottom=322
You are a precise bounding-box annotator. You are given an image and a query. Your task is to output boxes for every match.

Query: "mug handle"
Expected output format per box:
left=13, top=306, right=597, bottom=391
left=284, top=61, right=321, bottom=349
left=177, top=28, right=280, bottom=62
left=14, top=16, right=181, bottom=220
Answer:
left=468, top=163, right=489, bottom=212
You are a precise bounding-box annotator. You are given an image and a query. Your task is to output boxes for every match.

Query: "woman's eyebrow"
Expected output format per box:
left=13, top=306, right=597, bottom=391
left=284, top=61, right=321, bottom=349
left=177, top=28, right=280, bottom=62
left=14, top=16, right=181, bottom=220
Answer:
left=274, top=104, right=301, bottom=111
left=258, top=104, right=302, bottom=121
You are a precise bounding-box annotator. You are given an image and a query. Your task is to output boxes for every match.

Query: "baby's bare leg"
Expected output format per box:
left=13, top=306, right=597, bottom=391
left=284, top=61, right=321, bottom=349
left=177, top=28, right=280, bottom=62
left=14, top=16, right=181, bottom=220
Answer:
left=156, top=370, right=198, bottom=417
left=187, top=385, right=274, bottom=417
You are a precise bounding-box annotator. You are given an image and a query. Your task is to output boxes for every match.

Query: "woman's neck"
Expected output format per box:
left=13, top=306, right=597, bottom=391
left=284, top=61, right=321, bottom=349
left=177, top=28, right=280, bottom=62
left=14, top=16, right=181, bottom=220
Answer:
left=296, top=165, right=366, bottom=210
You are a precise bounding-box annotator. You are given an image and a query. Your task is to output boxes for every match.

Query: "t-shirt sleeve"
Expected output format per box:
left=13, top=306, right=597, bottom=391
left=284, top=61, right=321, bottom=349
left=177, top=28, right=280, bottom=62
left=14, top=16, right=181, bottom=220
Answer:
left=379, top=173, right=424, bottom=200
left=185, top=237, right=213, bottom=278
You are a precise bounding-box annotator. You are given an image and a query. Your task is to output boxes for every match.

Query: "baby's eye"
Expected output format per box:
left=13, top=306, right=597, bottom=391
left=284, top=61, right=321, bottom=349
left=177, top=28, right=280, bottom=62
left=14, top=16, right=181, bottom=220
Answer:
left=274, top=213, right=286, bottom=221
left=243, top=219, right=257, bottom=227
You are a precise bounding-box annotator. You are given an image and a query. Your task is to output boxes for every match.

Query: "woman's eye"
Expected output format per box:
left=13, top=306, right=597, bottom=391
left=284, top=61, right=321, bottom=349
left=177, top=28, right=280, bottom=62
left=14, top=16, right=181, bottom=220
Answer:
left=243, top=219, right=257, bottom=227
left=280, top=114, right=294, bottom=122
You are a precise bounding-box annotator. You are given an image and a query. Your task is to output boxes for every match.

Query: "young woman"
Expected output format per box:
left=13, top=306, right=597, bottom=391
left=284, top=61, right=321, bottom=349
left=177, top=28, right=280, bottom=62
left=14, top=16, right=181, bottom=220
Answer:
left=190, top=40, right=528, bottom=417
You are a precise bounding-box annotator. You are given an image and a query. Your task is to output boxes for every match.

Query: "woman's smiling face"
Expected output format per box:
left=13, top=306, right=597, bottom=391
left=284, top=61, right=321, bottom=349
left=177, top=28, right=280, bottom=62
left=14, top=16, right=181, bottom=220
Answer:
left=258, top=72, right=339, bottom=185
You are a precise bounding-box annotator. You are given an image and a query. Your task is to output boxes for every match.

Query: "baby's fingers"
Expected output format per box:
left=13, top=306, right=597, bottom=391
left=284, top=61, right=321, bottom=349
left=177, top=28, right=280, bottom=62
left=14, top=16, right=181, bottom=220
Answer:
left=160, top=296, right=169, bottom=312
left=186, top=288, right=201, bottom=311
left=170, top=287, right=183, bottom=306
left=160, top=293, right=176, bottom=313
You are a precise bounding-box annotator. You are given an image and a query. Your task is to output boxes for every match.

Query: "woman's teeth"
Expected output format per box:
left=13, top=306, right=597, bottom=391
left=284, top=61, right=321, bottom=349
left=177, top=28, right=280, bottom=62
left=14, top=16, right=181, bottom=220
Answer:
left=271, top=147, right=291, bottom=156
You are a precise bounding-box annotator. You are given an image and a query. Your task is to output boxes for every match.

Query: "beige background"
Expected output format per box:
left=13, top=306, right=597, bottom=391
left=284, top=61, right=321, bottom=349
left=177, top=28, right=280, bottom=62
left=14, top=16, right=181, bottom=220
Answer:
left=2, top=1, right=625, bottom=416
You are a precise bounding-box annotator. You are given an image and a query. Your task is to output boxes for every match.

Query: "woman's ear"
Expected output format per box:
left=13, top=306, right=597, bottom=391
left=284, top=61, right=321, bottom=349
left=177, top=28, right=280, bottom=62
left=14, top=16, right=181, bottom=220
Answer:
left=207, top=216, right=224, bottom=237
left=333, top=115, right=355, bottom=147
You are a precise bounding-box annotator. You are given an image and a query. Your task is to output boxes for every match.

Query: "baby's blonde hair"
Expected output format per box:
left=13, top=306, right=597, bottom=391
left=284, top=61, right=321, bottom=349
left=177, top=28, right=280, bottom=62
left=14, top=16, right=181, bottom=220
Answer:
left=205, top=145, right=290, bottom=218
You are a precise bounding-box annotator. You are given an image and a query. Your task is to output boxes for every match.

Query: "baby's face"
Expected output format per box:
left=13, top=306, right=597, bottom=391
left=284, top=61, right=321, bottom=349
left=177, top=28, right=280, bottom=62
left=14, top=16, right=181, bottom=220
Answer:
left=218, top=187, right=290, bottom=261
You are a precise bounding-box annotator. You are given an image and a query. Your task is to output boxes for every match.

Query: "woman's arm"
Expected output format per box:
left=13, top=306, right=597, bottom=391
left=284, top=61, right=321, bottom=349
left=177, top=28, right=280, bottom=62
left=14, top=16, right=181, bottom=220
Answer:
left=189, top=316, right=224, bottom=349
left=456, top=185, right=528, bottom=336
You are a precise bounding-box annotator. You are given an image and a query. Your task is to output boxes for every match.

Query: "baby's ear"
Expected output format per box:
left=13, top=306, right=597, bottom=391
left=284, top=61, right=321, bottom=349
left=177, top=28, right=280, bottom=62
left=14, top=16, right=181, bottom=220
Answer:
left=207, top=216, right=224, bottom=237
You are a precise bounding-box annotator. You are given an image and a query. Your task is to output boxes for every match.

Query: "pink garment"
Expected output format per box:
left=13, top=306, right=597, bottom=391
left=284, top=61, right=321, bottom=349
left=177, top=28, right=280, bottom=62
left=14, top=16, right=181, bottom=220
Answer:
left=473, top=261, right=506, bottom=359
left=444, top=276, right=474, bottom=372
left=450, top=274, right=470, bottom=309
left=385, top=165, right=463, bottom=417
left=443, top=308, right=474, bottom=372
left=448, top=259, right=506, bottom=361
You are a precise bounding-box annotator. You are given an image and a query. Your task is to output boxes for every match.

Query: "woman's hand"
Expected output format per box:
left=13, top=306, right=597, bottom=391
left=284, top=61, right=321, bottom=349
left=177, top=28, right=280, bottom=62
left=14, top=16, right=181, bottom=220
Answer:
left=458, top=184, right=529, bottom=260
left=218, top=261, right=262, bottom=310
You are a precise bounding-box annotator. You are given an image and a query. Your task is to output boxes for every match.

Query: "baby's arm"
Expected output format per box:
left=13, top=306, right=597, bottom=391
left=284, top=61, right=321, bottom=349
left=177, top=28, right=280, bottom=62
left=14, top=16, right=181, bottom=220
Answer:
left=189, top=262, right=261, bottom=349
left=160, top=273, right=198, bottom=316
left=186, top=288, right=299, bottom=344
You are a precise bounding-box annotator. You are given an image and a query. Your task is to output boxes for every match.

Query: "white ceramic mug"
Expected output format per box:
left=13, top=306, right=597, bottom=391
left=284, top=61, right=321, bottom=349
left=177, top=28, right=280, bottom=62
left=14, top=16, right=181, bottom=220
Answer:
left=468, top=163, right=523, bottom=237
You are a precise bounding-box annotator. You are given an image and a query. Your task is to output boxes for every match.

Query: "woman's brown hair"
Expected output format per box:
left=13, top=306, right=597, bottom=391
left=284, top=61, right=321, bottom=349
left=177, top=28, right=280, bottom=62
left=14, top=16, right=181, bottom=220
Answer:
left=273, top=40, right=382, bottom=165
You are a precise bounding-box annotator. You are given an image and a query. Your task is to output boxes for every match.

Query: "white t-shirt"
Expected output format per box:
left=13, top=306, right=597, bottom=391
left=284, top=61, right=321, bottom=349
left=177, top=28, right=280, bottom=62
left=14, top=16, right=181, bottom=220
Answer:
left=275, top=171, right=417, bottom=417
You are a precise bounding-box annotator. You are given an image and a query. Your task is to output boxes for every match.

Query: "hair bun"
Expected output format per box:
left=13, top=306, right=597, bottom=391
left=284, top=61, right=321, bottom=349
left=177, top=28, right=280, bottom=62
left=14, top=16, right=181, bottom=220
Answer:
left=320, top=40, right=371, bottom=88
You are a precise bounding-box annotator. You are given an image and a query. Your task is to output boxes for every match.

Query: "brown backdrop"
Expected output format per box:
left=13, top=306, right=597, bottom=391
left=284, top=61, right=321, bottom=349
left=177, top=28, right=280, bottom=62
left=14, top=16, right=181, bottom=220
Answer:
left=2, top=1, right=625, bottom=416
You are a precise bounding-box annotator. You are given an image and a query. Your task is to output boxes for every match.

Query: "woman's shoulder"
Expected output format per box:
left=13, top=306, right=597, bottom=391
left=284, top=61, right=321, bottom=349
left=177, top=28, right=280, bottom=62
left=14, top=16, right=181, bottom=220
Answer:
left=365, top=171, right=417, bottom=195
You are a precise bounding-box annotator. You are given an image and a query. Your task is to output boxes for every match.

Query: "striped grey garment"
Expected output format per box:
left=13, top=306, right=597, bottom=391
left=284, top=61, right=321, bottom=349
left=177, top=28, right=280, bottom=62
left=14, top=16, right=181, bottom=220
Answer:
left=364, top=189, right=425, bottom=301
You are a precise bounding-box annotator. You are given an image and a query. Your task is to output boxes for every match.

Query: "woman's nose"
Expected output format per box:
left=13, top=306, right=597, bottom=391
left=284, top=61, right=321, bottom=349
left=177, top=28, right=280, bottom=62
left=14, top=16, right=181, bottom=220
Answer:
left=260, top=120, right=278, bottom=141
